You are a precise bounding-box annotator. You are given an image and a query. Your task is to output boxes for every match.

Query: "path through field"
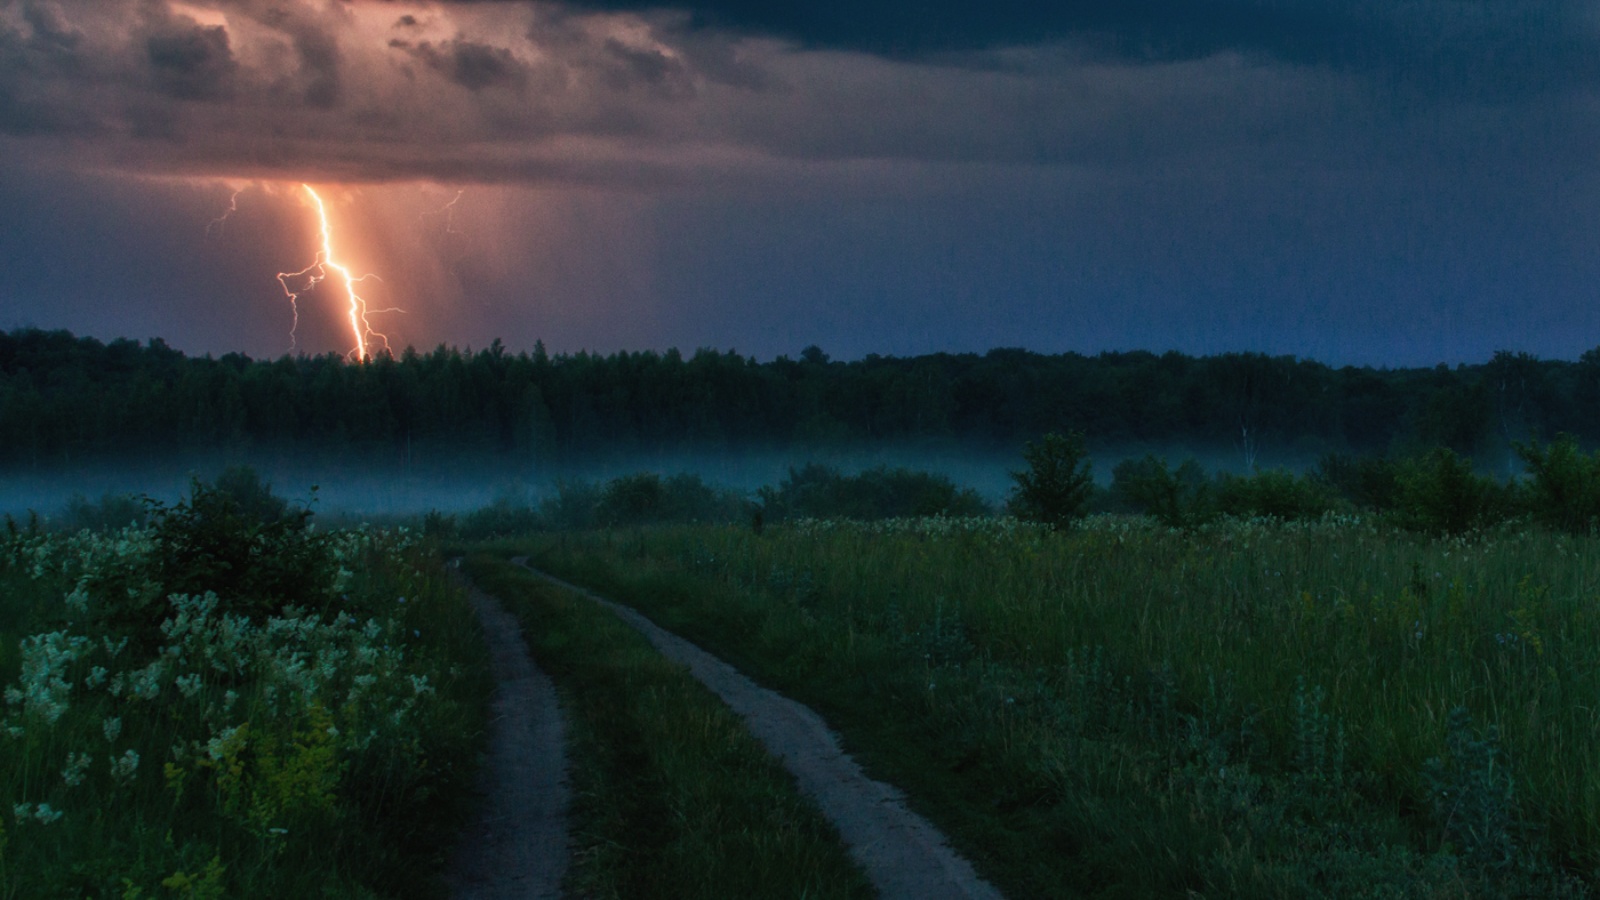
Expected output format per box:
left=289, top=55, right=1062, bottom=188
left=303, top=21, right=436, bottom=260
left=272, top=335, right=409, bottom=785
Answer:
left=446, top=575, right=570, bottom=900
left=511, top=558, right=1005, bottom=900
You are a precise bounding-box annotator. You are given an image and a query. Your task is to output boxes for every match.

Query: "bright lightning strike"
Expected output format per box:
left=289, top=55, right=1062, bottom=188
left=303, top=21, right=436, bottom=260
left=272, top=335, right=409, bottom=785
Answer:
left=275, top=185, right=401, bottom=360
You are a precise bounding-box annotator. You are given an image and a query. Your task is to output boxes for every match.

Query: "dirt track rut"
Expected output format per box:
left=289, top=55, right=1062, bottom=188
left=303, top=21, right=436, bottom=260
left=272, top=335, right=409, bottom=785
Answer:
left=511, top=558, right=1005, bottom=900
left=446, top=576, right=570, bottom=900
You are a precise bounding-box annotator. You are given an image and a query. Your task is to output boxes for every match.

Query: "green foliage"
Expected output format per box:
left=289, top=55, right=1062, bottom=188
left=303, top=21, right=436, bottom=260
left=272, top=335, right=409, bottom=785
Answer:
left=596, top=473, right=748, bottom=527
left=1314, top=453, right=1403, bottom=511
left=1006, top=431, right=1093, bottom=529
left=1214, top=468, right=1336, bottom=521
left=60, top=492, right=148, bottom=533
left=516, top=517, right=1600, bottom=897
left=1394, top=448, right=1515, bottom=535
left=140, top=470, right=331, bottom=626
left=18, top=327, right=1600, bottom=474
left=759, top=463, right=990, bottom=521
left=0, top=521, right=492, bottom=897
left=1424, top=708, right=1517, bottom=877
left=1111, top=455, right=1213, bottom=527
left=1515, top=436, right=1600, bottom=535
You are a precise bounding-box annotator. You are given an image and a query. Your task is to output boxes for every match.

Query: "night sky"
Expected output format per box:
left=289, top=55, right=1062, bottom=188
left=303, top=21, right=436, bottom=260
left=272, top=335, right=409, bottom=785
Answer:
left=0, top=0, right=1596, bottom=366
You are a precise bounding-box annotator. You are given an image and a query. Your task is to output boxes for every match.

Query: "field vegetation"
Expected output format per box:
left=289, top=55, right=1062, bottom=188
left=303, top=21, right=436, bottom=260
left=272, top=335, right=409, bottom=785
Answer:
left=1, top=470, right=491, bottom=898
left=507, top=495, right=1600, bottom=896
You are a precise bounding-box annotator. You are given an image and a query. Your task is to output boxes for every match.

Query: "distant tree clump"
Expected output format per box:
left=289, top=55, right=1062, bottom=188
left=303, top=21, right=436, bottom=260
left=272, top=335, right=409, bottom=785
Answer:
left=760, top=464, right=990, bottom=521
left=1007, top=432, right=1093, bottom=529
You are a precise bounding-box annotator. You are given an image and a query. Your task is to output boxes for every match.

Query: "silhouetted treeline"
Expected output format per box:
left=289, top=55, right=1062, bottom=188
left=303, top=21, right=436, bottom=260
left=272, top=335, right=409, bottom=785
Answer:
left=1, top=328, right=1596, bottom=468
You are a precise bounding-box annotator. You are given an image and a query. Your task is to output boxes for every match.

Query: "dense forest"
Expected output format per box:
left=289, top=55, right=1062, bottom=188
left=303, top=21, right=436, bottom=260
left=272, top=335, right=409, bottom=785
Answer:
left=1, top=328, right=1595, bottom=471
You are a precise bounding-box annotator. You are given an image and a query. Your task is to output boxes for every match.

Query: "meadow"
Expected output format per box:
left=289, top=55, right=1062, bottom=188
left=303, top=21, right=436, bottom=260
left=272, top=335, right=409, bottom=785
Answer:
left=512, top=512, right=1600, bottom=898
left=0, top=479, right=492, bottom=898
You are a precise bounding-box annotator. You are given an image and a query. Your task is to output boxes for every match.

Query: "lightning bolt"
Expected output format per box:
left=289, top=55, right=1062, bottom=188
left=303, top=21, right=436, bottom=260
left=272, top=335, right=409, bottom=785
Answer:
left=275, top=185, right=401, bottom=360
left=206, top=188, right=242, bottom=237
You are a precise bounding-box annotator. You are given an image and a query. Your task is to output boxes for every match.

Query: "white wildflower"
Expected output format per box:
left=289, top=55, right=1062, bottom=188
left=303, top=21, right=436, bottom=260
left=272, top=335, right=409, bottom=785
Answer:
left=103, top=716, right=122, bottom=743
left=128, top=660, right=164, bottom=701
left=222, top=690, right=238, bottom=711
left=33, top=803, right=64, bottom=824
left=84, top=666, right=108, bottom=689
left=175, top=673, right=203, bottom=698
left=61, top=751, right=90, bottom=787
left=110, top=749, right=140, bottom=784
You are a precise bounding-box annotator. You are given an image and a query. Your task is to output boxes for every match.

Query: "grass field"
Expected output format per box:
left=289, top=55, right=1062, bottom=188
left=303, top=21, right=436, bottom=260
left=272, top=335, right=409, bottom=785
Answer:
left=510, top=514, right=1600, bottom=898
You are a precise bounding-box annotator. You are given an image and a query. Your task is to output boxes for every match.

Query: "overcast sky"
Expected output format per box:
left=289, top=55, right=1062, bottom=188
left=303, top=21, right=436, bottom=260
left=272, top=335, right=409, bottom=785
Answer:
left=0, top=0, right=1595, bottom=366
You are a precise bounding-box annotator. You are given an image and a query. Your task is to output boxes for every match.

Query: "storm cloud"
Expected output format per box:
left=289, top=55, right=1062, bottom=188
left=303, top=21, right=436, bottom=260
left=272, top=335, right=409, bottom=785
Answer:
left=0, top=0, right=1595, bottom=366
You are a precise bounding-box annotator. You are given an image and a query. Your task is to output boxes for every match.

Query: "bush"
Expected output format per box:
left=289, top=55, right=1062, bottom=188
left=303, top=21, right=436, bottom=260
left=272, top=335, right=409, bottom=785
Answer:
left=1007, top=432, right=1093, bottom=529
left=124, top=471, right=331, bottom=633
left=61, top=491, right=148, bottom=532
left=1515, top=435, right=1600, bottom=535
left=459, top=486, right=546, bottom=539
left=1394, top=448, right=1514, bottom=535
left=1313, top=453, right=1402, bottom=512
left=1214, top=468, right=1334, bottom=521
left=760, top=464, right=990, bottom=521
left=1110, top=455, right=1212, bottom=528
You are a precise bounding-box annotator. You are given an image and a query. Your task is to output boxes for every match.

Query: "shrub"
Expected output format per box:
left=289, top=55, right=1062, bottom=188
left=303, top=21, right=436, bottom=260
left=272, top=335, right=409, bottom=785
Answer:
left=61, top=491, right=147, bottom=532
left=1515, top=435, right=1600, bottom=535
left=1007, top=432, right=1093, bottom=529
left=1110, top=455, right=1212, bottom=528
left=761, top=464, right=990, bottom=521
left=1313, top=453, right=1402, bottom=512
left=1214, top=468, right=1334, bottom=521
left=459, top=486, right=545, bottom=539
left=1394, top=448, right=1513, bottom=535
left=123, top=472, right=331, bottom=633
left=596, top=473, right=666, bottom=525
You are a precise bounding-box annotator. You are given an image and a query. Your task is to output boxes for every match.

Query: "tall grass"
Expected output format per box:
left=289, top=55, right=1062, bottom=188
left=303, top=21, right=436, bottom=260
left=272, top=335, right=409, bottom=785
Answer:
left=521, top=515, right=1600, bottom=897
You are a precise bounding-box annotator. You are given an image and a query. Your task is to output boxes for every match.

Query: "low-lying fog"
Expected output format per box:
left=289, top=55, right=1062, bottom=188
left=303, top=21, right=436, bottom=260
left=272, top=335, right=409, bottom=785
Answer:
left=0, top=442, right=1303, bottom=524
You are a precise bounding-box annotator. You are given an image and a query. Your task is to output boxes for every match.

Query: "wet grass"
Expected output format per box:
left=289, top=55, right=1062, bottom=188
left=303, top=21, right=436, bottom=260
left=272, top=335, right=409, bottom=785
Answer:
left=462, top=553, right=875, bottom=900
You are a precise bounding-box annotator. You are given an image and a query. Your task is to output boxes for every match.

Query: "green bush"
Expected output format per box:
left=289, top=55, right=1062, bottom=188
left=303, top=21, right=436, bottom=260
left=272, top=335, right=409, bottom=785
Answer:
left=1110, top=455, right=1212, bottom=527
left=116, top=472, right=332, bottom=634
left=60, top=491, right=148, bottom=532
left=1516, top=436, right=1600, bottom=535
left=761, top=463, right=990, bottom=521
left=1394, top=448, right=1514, bottom=535
left=1214, top=468, right=1335, bottom=521
left=1313, top=453, right=1402, bottom=512
left=1007, top=432, right=1093, bottom=529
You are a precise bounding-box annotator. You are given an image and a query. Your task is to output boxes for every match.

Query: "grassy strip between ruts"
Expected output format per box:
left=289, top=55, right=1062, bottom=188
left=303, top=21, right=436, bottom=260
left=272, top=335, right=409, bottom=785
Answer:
left=461, top=553, right=875, bottom=900
left=511, top=522, right=1598, bottom=899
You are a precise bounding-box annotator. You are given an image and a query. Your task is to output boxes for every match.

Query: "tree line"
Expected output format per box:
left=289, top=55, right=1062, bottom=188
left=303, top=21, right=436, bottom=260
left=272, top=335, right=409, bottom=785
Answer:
left=1, top=327, right=1597, bottom=470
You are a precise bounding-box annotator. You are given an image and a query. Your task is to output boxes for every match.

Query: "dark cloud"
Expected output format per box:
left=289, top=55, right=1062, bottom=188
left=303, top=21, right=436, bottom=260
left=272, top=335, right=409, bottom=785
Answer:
left=557, top=0, right=1600, bottom=96
left=394, top=37, right=529, bottom=91
left=600, top=37, right=692, bottom=96
left=145, top=19, right=237, bottom=101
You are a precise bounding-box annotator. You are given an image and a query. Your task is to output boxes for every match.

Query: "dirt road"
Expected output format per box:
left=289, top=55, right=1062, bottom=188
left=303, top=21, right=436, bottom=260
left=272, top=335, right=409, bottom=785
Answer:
left=446, top=577, right=570, bottom=900
left=512, top=558, right=1005, bottom=900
